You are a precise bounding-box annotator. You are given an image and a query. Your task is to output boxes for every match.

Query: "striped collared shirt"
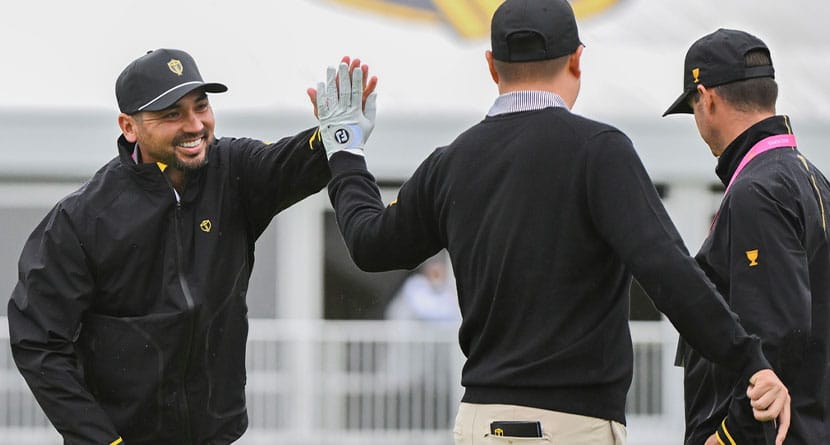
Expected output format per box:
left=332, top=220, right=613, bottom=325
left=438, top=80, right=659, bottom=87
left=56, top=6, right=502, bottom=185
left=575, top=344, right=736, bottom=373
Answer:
left=487, top=90, right=569, bottom=117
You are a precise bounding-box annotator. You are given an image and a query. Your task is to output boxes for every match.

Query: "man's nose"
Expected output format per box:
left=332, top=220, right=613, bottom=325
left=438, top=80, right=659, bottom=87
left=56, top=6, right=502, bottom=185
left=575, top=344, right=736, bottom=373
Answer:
left=182, top=110, right=205, bottom=132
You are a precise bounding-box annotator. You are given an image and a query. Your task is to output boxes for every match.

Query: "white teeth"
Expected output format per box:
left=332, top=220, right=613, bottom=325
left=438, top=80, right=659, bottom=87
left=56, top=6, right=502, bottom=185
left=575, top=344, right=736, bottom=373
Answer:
left=179, top=139, right=202, bottom=148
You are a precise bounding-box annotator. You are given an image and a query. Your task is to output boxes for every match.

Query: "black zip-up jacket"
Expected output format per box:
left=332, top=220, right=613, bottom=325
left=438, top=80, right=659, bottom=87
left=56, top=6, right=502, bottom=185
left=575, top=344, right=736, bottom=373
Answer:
left=678, top=116, right=830, bottom=444
left=8, top=129, right=329, bottom=444
left=327, top=106, right=771, bottom=426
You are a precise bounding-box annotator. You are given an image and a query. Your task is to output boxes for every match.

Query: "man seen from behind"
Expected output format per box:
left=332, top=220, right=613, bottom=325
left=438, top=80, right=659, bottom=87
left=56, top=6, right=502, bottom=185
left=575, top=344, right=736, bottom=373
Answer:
left=312, top=1, right=791, bottom=444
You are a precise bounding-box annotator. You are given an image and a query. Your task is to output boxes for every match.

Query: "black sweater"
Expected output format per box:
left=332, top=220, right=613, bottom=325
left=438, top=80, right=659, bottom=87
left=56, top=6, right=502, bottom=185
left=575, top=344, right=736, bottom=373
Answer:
left=327, top=106, right=770, bottom=425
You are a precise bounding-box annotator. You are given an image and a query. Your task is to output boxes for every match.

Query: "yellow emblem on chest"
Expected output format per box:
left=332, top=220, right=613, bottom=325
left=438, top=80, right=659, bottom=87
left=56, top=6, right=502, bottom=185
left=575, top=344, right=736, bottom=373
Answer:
left=745, top=249, right=759, bottom=267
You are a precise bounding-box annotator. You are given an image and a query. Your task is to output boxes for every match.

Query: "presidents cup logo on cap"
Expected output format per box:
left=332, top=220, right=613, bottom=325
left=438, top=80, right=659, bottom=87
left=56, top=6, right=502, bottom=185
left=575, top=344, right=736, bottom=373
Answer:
left=168, top=59, right=184, bottom=76
left=116, top=48, right=227, bottom=115
left=692, top=68, right=700, bottom=84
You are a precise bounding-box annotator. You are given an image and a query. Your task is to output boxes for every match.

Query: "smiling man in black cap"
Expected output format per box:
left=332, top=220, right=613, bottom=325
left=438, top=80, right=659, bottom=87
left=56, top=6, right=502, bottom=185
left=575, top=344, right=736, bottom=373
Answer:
left=8, top=49, right=374, bottom=444
left=314, top=1, right=790, bottom=444
left=665, top=28, right=830, bottom=445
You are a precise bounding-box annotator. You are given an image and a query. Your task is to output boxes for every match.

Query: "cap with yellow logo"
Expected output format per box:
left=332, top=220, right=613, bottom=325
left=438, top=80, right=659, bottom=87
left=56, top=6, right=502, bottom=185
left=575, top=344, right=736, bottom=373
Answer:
left=663, top=28, right=775, bottom=116
left=116, top=48, right=227, bottom=115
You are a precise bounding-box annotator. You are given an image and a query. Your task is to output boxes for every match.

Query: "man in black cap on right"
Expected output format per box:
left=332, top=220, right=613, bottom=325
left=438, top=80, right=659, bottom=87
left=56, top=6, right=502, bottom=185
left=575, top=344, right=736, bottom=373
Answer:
left=316, top=1, right=791, bottom=445
left=665, top=28, right=830, bottom=445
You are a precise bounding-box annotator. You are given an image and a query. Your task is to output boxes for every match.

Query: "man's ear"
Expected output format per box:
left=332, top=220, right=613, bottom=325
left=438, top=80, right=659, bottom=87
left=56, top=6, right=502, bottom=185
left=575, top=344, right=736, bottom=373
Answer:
left=485, top=50, right=499, bottom=84
left=118, top=113, right=138, bottom=143
left=696, top=84, right=716, bottom=114
left=568, top=45, right=583, bottom=79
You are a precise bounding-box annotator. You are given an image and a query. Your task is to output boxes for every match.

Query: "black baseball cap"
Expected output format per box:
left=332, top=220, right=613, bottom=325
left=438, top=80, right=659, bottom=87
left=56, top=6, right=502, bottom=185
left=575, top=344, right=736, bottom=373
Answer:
left=116, top=48, right=227, bottom=115
left=663, top=29, right=774, bottom=116
left=491, top=0, right=582, bottom=62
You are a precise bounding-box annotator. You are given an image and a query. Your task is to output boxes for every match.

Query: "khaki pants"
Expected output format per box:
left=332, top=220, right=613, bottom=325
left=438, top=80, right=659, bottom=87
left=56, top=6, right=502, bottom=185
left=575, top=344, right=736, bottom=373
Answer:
left=453, top=402, right=627, bottom=445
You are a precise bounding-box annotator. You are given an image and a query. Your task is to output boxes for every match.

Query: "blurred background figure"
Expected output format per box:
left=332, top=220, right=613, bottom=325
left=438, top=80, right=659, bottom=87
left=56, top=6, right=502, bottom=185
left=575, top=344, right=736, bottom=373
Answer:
left=385, top=251, right=460, bottom=322
left=382, top=250, right=460, bottom=430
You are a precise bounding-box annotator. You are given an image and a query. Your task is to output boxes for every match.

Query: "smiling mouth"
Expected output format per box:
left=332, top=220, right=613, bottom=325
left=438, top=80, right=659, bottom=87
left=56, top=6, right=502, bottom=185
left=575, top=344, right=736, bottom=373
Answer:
left=178, top=138, right=203, bottom=149
left=173, top=132, right=210, bottom=153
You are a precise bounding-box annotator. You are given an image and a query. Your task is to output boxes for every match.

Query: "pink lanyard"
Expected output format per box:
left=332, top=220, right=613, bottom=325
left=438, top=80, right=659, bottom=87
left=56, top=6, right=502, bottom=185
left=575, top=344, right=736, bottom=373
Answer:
left=724, top=134, right=797, bottom=195
left=709, top=134, right=797, bottom=233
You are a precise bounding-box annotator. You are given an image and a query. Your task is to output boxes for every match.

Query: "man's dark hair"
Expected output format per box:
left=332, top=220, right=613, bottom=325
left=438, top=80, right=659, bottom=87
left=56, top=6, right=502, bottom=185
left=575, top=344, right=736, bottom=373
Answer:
left=690, top=49, right=778, bottom=112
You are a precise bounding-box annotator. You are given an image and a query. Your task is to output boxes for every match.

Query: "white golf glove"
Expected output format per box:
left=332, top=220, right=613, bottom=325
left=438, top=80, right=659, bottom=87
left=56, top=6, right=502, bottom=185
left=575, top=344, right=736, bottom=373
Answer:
left=316, top=62, right=377, bottom=159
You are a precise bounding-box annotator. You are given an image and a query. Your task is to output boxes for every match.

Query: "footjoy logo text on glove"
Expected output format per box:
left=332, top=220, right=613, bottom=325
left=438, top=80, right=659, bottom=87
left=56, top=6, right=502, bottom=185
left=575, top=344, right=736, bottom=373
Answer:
left=334, top=128, right=350, bottom=144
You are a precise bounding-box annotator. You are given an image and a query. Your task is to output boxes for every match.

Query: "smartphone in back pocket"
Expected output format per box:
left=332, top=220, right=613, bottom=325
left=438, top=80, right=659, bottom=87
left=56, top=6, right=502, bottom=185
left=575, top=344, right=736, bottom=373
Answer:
left=490, top=420, right=543, bottom=438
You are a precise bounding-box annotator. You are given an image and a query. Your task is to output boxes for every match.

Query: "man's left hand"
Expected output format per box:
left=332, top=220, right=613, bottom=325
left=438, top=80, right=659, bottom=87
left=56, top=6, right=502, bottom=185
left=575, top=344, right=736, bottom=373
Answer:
left=307, top=56, right=377, bottom=119
left=748, top=369, right=791, bottom=445
left=310, top=57, right=378, bottom=159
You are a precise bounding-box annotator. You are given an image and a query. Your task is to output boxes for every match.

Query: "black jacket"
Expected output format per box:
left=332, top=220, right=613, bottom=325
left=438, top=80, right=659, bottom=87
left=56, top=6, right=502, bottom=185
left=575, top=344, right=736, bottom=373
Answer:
left=678, top=116, right=830, bottom=444
left=8, top=129, right=329, bottom=444
left=327, top=106, right=771, bottom=425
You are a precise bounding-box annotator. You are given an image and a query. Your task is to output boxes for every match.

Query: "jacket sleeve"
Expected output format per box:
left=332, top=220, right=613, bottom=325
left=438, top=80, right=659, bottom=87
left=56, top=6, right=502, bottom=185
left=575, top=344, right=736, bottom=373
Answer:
left=326, top=151, right=444, bottom=272
left=8, top=205, right=122, bottom=445
left=718, top=178, right=810, bottom=441
left=231, top=127, right=332, bottom=238
left=583, top=130, right=770, bottom=381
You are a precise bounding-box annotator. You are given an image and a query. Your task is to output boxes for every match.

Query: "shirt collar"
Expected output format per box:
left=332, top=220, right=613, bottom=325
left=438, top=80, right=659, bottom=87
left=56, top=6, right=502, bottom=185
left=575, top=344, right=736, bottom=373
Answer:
left=715, top=115, right=793, bottom=186
left=130, top=143, right=141, bottom=164
left=487, top=91, right=569, bottom=117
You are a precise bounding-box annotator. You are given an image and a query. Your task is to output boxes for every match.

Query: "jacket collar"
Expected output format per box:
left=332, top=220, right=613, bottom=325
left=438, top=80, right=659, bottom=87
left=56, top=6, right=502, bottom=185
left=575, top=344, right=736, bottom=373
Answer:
left=715, top=115, right=793, bottom=187
left=116, top=135, right=208, bottom=200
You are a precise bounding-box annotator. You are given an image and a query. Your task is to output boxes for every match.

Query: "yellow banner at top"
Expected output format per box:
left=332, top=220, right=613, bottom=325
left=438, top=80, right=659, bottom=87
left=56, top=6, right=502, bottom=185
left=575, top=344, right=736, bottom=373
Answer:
left=326, top=0, right=621, bottom=39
